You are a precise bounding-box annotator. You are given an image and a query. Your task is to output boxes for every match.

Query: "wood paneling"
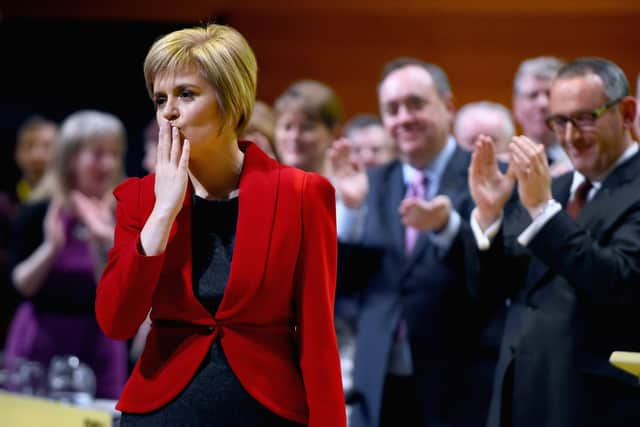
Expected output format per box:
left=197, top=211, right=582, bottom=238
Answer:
left=0, top=2, right=637, bottom=183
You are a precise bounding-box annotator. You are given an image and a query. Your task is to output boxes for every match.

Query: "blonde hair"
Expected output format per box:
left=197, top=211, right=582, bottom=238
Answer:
left=30, top=110, right=126, bottom=200
left=143, top=23, right=258, bottom=136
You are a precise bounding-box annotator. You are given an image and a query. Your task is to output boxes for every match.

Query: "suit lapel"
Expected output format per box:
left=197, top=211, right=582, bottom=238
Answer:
left=524, top=173, right=573, bottom=292
left=380, top=162, right=406, bottom=256
left=526, top=152, right=640, bottom=290
left=578, top=151, right=640, bottom=231
left=215, top=142, right=279, bottom=319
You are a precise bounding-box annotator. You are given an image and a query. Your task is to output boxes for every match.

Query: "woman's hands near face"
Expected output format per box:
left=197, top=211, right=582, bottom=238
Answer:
left=154, top=121, right=191, bottom=219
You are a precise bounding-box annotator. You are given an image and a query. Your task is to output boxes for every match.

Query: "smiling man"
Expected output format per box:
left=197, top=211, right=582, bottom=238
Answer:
left=332, top=57, right=494, bottom=427
left=468, top=57, right=640, bottom=427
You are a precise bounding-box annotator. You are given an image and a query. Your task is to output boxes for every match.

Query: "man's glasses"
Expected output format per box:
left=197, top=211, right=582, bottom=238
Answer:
left=545, top=96, right=623, bottom=133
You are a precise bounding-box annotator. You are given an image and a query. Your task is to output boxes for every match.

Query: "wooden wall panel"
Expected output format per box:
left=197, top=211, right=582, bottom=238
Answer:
left=227, top=11, right=639, bottom=122
left=0, top=2, right=638, bottom=183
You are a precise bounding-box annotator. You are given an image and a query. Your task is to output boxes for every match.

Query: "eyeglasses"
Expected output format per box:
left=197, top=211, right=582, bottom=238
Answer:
left=545, top=96, right=623, bottom=132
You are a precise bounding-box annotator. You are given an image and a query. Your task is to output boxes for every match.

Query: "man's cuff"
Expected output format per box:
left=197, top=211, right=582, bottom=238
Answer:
left=336, top=199, right=366, bottom=242
left=470, top=208, right=502, bottom=250
left=517, top=199, right=562, bottom=246
left=429, top=209, right=461, bottom=249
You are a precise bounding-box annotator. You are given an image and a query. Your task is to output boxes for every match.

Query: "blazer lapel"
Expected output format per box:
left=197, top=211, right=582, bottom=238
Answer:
left=526, top=153, right=640, bottom=291
left=378, top=162, right=406, bottom=256
left=578, top=151, right=640, bottom=231
left=215, top=142, right=279, bottom=319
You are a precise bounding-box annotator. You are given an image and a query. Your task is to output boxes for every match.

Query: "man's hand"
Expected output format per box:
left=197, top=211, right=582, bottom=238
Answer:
left=469, top=135, right=515, bottom=230
left=328, top=138, right=368, bottom=209
left=509, top=136, right=552, bottom=214
left=399, top=195, right=452, bottom=232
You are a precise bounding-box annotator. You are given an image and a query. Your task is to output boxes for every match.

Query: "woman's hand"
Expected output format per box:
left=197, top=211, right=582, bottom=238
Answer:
left=154, top=122, right=191, bottom=218
left=71, top=191, right=115, bottom=246
left=139, top=121, right=190, bottom=256
left=44, top=197, right=66, bottom=251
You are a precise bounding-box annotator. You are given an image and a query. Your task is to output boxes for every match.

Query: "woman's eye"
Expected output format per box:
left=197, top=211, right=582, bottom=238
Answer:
left=153, top=96, right=166, bottom=108
left=180, top=90, right=194, bottom=99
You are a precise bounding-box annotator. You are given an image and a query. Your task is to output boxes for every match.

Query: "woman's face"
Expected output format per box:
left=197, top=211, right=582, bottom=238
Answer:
left=152, top=67, right=226, bottom=153
left=73, top=136, right=123, bottom=198
left=274, top=110, right=335, bottom=172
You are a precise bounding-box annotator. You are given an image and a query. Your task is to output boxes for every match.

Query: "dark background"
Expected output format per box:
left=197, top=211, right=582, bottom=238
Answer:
left=0, top=18, right=212, bottom=189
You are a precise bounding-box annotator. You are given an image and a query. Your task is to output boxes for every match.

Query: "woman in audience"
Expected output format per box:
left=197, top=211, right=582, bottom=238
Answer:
left=274, top=79, right=342, bottom=177
left=5, top=109, right=128, bottom=399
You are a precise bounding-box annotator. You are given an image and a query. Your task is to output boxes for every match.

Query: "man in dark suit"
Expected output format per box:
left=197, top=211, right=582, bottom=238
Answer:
left=331, top=58, right=488, bottom=427
left=468, top=57, right=640, bottom=427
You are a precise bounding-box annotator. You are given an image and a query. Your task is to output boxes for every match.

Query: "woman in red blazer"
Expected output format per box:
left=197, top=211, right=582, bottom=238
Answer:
left=95, top=23, right=346, bottom=427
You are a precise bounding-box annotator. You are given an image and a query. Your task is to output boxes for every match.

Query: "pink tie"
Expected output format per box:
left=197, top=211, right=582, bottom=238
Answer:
left=405, top=171, right=426, bottom=255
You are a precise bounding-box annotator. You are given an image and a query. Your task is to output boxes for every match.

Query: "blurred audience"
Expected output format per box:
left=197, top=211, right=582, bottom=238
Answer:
left=513, top=56, right=572, bottom=176
left=14, top=116, right=58, bottom=203
left=2, top=116, right=58, bottom=354
left=343, top=114, right=396, bottom=168
left=4, top=110, right=128, bottom=399
left=454, top=101, right=514, bottom=162
left=242, top=100, right=279, bottom=161
left=141, top=118, right=159, bottom=174
left=635, top=72, right=640, bottom=139
left=274, top=79, right=342, bottom=177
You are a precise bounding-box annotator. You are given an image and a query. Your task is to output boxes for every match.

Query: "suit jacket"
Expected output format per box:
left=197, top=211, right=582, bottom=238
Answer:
left=347, top=147, right=488, bottom=427
left=473, top=150, right=640, bottom=427
left=95, top=142, right=346, bottom=427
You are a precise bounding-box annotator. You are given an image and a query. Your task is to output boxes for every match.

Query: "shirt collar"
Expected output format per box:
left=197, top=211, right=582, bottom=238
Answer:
left=402, top=136, right=456, bottom=185
left=570, top=143, right=639, bottom=194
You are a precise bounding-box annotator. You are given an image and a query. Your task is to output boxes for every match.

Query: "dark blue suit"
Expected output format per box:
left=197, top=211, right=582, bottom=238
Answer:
left=344, top=146, right=494, bottom=427
left=468, top=150, right=640, bottom=427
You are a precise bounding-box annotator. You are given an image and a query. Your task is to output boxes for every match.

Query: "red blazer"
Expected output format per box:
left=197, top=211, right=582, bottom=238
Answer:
left=95, top=142, right=346, bottom=426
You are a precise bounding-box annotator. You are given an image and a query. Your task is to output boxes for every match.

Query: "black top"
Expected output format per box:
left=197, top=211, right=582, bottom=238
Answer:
left=121, top=194, right=305, bottom=427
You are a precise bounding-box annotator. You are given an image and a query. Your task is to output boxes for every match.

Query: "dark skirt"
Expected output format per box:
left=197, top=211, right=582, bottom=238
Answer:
left=120, top=342, right=306, bottom=427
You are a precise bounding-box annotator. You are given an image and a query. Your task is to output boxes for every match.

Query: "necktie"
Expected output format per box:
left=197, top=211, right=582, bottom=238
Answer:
left=404, top=171, right=426, bottom=255
left=566, top=179, right=593, bottom=219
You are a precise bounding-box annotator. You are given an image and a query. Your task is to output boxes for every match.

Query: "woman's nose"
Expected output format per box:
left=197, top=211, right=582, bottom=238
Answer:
left=161, top=100, right=179, bottom=122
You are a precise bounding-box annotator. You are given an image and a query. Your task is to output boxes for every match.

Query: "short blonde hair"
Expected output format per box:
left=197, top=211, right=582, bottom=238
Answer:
left=143, top=23, right=258, bottom=136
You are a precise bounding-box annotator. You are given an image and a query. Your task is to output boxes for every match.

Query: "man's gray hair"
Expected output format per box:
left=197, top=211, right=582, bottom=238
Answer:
left=513, top=56, right=566, bottom=95
left=556, top=57, right=629, bottom=102
left=454, top=101, right=515, bottom=138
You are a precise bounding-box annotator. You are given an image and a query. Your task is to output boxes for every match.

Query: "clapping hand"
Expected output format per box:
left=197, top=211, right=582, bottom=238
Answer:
left=399, top=195, right=452, bottom=232
left=71, top=191, right=115, bottom=246
left=44, top=197, right=66, bottom=251
left=328, top=138, right=368, bottom=209
left=509, top=136, right=552, bottom=212
left=468, top=135, right=516, bottom=230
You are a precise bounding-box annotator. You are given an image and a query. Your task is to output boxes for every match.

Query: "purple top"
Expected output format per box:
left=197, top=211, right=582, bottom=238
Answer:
left=4, top=200, right=126, bottom=399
